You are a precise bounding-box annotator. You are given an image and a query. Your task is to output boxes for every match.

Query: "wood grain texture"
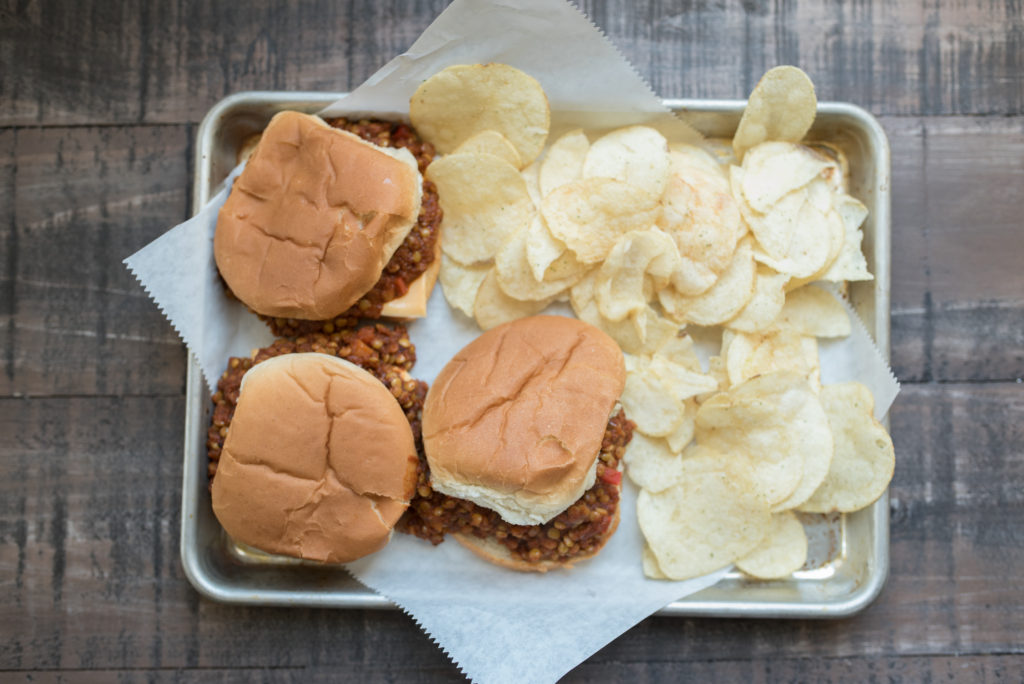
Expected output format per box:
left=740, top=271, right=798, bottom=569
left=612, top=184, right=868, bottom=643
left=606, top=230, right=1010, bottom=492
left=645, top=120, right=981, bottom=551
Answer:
left=1, top=384, right=1020, bottom=676
left=2, top=0, right=1022, bottom=126
left=1, top=126, right=189, bottom=397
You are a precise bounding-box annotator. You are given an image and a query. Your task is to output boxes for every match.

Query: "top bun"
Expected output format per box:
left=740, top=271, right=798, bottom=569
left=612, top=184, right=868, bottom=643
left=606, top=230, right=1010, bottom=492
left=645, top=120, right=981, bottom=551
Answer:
left=422, top=315, right=626, bottom=525
left=211, top=353, right=419, bottom=563
left=214, top=111, right=422, bottom=319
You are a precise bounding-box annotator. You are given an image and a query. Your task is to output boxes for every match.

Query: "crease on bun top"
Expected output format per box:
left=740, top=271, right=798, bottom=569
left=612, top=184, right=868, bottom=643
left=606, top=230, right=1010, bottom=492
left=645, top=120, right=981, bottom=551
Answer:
left=422, top=316, right=626, bottom=525
left=213, top=111, right=423, bottom=320
left=211, top=353, right=419, bottom=563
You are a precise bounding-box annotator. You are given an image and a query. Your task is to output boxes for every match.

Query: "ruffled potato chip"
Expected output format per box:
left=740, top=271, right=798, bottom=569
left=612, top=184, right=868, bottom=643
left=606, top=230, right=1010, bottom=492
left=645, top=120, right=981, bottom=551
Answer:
left=582, top=125, right=671, bottom=200
left=427, top=153, right=535, bottom=264
left=735, top=511, right=808, bottom=579
left=439, top=253, right=490, bottom=318
left=542, top=178, right=662, bottom=264
left=539, top=128, right=589, bottom=197
left=638, top=446, right=771, bottom=580
left=659, top=237, right=757, bottom=326
left=453, top=129, right=522, bottom=168
left=410, top=63, right=550, bottom=164
left=732, top=65, right=817, bottom=162
left=695, top=371, right=833, bottom=508
left=798, top=382, right=895, bottom=513
left=473, top=269, right=550, bottom=330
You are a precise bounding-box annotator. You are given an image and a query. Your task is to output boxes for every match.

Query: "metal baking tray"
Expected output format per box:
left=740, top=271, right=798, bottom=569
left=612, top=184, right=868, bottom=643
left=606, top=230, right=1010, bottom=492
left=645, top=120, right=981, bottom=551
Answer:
left=181, top=92, right=891, bottom=617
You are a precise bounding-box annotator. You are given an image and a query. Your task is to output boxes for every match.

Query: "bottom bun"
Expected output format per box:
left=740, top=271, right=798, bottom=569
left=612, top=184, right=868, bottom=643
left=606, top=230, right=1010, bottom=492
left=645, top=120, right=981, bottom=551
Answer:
left=453, top=506, right=621, bottom=573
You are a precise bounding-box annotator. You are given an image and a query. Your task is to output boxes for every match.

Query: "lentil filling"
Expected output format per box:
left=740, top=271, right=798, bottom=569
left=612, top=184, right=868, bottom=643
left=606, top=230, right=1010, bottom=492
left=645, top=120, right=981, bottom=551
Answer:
left=206, top=324, right=428, bottom=481
left=397, top=409, right=635, bottom=565
left=262, top=118, right=443, bottom=337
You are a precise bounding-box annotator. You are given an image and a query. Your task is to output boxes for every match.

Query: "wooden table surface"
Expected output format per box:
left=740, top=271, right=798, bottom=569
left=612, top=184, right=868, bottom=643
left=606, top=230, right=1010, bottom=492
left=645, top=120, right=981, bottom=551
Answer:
left=2, top=0, right=1022, bottom=681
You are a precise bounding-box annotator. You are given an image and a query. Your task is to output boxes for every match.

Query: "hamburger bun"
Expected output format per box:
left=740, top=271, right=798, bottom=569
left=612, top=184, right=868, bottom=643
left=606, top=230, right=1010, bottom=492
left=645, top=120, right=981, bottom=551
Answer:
left=422, top=315, right=626, bottom=526
left=211, top=352, right=418, bottom=563
left=454, top=507, right=620, bottom=572
left=214, top=110, right=422, bottom=320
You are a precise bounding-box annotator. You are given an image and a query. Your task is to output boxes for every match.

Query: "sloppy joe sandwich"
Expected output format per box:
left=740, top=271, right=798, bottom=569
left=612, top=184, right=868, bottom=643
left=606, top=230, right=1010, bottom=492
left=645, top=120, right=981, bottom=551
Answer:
left=211, top=352, right=419, bottom=563
left=401, top=315, right=634, bottom=571
left=214, top=111, right=429, bottom=322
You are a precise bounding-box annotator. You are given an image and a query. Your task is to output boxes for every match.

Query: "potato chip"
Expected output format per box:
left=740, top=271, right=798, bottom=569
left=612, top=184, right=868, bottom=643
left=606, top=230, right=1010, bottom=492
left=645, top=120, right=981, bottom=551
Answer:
left=653, top=332, right=702, bottom=373
left=648, top=356, right=718, bottom=402
left=642, top=544, right=669, bottom=579
left=453, top=129, right=522, bottom=168
left=738, top=142, right=829, bottom=213
left=659, top=237, right=757, bottom=326
left=725, top=265, right=789, bottom=333
left=623, top=432, right=685, bottom=492
left=732, top=65, right=817, bottom=162
left=725, top=330, right=820, bottom=390
left=427, top=153, right=535, bottom=264
left=798, top=382, right=895, bottom=513
left=473, top=269, right=549, bottom=330
left=620, top=363, right=687, bottom=437
left=494, top=222, right=580, bottom=301
left=569, top=271, right=679, bottom=355
left=539, top=129, right=589, bottom=196
left=410, top=63, right=550, bottom=164
left=735, top=511, right=808, bottom=579
left=595, top=228, right=679, bottom=322
left=659, top=166, right=744, bottom=296
left=439, top=254, right=490, bottom=318
left=695, top=371, right=832, bottom=507
left=638, top=446, right=771, bottom=580
left=697, top=354, right=728, bottom=403
left=542, top=178, right=662, bottom=264
left=819, top=194, right=873, bottom=283
left=668, top=143, right=728, bottom=180
left=520, top=160, right=542, bottom=207
left=770, top=284, right=851, bottom=337
left=582, top=125, right=671, bottom=200
left=665, top=398, right=697, bottom=453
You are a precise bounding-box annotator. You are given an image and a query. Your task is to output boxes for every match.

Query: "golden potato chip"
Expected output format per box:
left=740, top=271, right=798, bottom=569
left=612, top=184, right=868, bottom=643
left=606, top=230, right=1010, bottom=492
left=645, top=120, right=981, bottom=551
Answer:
left=623, top=432, right=685, bottom=492
left=473, top=269, right=549, bottom=330
left=665, top=398, right=697, bottom=453
left=735, top=511, right=808, bottom=579
left=569, top=271, right=678, bottom=355
left=582, top=125, right=671, bottom=199
left=770, top=284, right=851, bottom=338
left=697, top=354, right=729, bottom=403
left=733, top=65, right=817, bottom=162
left=595, top=228, right=679, bottom=322
left=494, top=222, right=579, bottom=301
left=659, top=237, right=757, bottom=326
left=798, top=382, right=895, bottom=513
left=520, top=160, right=542, bottom=207
left=539, top=128, right=589, bottom=196
left=668, top=143, right=728, bottom=180
left=653, top=332, right=702, bottom=373
left=738, top=142, right=829, bottom=213
left=648, top=356, right=718, bottom=402
left=410, top=63, right=550, bottom=164
left=726, top=265, right=789, bottom=333
left=659, top=166, right=744, bottom=296
left=695, top=371, right=833, bottom=507
left=453, top=129, right=522, bottom=168
left=427, top=153, right=535, bottom=264
left=621, top=363, right=688, bottom=438
left=819, top=194, right=873, bottom=283
left=542, top=178, right=662, bottom=264
left=638, top=446, right=771, bottom=580
left=439, top=253, right=490, bottom=318
left=725, top=330, right=820, bottom=390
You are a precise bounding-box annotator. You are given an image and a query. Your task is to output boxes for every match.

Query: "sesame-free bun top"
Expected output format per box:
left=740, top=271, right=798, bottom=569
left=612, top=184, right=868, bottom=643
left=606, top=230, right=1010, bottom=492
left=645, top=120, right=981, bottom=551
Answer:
left=211, top=353, right=418, bottom=563
left=422, top=316, right=626, bottom=525
left=214, top=111, right=422, bottom=319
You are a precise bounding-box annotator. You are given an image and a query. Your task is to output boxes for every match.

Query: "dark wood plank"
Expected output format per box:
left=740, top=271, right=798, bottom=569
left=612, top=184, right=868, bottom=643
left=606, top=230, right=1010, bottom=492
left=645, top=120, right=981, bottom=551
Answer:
left=885, top=116, right=1024, bottom=382
left=2, top=383, right=1020, bottom=674
left=2, top=0, right=1022, bottom=126
left=2, top=126, right=190, bottom=397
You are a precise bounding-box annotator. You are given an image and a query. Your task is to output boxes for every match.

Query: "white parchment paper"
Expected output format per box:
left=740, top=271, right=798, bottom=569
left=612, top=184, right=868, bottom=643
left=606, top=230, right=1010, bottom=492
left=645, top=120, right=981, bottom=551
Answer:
left=123, top=0, right=901, bottom=682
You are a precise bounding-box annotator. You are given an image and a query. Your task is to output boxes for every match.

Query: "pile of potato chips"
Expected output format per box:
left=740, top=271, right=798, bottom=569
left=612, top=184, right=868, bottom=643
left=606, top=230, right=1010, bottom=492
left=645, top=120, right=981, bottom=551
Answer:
left=411, top=64, right=895, bottom=581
